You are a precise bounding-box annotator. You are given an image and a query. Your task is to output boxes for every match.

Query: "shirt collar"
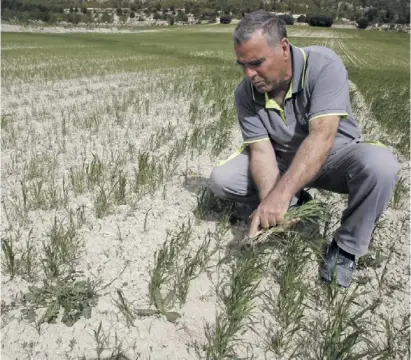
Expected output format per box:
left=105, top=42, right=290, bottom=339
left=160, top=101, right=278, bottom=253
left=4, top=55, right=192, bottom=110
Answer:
left=290, top=44, right=307, bottom=95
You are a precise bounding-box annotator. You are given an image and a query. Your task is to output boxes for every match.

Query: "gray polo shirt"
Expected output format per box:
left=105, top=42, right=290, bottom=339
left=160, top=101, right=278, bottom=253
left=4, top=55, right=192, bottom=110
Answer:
left=234, top=43, right=362, bottom=163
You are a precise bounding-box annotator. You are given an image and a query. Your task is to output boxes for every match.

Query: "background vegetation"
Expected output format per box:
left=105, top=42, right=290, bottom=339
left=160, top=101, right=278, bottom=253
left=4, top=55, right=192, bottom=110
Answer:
left=2, top=0, right=410, bottom=26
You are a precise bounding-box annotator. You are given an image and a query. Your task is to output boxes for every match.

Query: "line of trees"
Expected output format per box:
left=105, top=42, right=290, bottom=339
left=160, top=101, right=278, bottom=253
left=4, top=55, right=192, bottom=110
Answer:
left=1, top=0, right=409, bottom=27
left=1, top=0, right=94, bottom=24
left=89, top=0, right=411, bottom=25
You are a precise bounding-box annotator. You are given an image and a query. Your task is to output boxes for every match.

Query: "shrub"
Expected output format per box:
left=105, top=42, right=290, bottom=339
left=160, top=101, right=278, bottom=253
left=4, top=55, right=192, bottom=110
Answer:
left=279, top=14, right=294, bottom=25
left=220, top=15, right=231, bottom=24
left=167, top=15, right=175, bottom=25
left=67, top=12, right=81, bottom=24
left=297, top=14, right=306, bottom=22
left=357, top=17, right=369, bottom=29
left=101, top=11, right=113, bottom=23
left=308, top=14, right=333, bottom=27
left=176, top=10, right=188, bottom=22
left=200, top=8, right=217, bottom=21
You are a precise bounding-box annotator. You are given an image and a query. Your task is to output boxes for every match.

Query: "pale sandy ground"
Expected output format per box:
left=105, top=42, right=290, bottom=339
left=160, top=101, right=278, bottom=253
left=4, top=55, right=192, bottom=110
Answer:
left=1, top=65, right=409, bottom=359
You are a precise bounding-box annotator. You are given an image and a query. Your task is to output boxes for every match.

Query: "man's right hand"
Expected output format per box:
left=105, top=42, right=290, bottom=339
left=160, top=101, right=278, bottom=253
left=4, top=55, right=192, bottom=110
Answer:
left=248, top=188, right=300, bottom=238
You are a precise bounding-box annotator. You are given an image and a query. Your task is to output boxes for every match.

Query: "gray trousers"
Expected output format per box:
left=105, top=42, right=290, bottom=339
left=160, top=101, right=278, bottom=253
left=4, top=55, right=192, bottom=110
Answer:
left=208, top=141, right=400, bottom=256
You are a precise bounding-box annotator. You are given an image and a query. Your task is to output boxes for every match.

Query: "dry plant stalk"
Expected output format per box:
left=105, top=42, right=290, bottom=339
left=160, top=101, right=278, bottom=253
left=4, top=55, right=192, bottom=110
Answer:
left=242, top=201, right=324, bottom=246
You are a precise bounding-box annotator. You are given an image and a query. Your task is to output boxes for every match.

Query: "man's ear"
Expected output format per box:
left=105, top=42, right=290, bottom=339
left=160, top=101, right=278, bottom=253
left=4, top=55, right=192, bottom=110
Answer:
left=280, top=38, right=290, bottom=61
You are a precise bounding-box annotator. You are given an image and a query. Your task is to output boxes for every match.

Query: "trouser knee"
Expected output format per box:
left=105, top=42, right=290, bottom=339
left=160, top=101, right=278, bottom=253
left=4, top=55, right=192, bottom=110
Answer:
left=208, top=166, right=228, bottom=198
left=352, top=146, right=400, bottom=191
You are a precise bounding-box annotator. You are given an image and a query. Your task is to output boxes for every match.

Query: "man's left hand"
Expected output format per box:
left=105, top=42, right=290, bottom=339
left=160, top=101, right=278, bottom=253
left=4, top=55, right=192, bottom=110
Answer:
left=248, top=191, right=298, bottom=238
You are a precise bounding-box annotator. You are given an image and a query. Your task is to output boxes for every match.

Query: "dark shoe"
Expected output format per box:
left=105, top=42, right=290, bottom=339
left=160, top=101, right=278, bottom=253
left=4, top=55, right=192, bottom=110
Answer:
left=320, top=239, right=356, bottom=288
left=229, top=203, right=256, bottom=224
left=297, top=189, right=314, bottom=205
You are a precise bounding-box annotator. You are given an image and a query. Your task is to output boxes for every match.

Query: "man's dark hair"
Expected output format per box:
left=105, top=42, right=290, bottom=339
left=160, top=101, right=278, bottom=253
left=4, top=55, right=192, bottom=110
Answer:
left=233, top=11, right=287, bottom=47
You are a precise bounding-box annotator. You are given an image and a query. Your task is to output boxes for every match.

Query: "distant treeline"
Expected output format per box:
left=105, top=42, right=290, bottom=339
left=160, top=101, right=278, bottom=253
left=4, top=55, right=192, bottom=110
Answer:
left=1, top=0, right=409, bottom=26
left=1, top=0, right=91, bottom=24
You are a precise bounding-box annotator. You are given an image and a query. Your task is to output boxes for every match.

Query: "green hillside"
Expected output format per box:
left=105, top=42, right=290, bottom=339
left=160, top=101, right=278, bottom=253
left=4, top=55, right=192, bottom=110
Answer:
left=2, top=0, right=410, bottom=25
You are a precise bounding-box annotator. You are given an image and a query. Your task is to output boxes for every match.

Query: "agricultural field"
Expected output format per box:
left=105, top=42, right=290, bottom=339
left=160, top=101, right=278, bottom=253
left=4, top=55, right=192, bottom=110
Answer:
left=1, top=25, right=410, bottom=359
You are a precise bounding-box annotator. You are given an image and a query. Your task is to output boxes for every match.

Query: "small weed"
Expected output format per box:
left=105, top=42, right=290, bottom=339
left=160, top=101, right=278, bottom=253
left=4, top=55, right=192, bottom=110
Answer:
left=112, top=170, right=127, bottom=205
left=70, top=165, right=86, bottom=195
left=133, top=151, right=159, bottom=195
left=148, top=220, right=193, bottom=313
left=1, top=228, right=36, bottom=281
left=143, top=208, right=152, bottom=232
left=202, top=248, right=265, bottom=360
left=147, top=122, right=176, bottom=151
left=1, top=231, right=20, bottom=279
left=95, top=186, right=112, bottom=219
left=19, top=228, right=37, bottom=281
left=194, top=186, right=234, bottom=223
left=92, top=321, right=132, bottom=360
left=19, top=174, right=68, bottom=212
left=392, top=176, right=408, bottom=210
left=175, top=232, right=219, bottom=306
left=86, top=154, right=105, bottom=190
left=148, top=216, right=228, bottom=321
left=373, top=243, right=396, bottom=298
left=72, top=205, right=87, bottom=229
left=24, top=156, right=47, bottom=181
left=366, top=313, right=410, bottom=359
left=263, top=233, right=311, bottom=358
left=22, top=277, right=98, bottom=327
left=306, top=283, right=379, bottom=359
left=114, top=289, right=137, bottom=328
left=1, top=114, right=12, bottom=130
left=41, top=216, right=82, bottom=279
left=357, top=248, right=388, bottom=270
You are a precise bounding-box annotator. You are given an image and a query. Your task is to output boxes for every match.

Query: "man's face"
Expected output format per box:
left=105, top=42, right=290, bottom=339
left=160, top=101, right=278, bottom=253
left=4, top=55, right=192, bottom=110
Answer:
left=234, top=30, right=290, bottom=93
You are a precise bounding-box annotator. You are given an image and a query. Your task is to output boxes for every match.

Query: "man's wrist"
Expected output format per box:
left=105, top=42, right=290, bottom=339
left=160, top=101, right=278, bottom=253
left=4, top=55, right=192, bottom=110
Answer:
left=271, top=177, right=296, bottom=203
left=258, top=188, right=272, bottom=202
left=259, top=175, right=282, bottom=202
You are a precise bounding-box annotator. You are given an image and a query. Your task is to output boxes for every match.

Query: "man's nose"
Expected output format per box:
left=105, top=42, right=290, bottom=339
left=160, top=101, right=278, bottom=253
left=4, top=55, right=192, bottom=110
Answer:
left=245, top=67, right=257, bottom=79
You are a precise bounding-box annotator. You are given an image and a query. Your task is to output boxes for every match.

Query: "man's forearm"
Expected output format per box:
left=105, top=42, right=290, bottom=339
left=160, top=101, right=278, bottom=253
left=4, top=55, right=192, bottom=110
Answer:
left=250, top=152, right=281, bottom=201
left=273, top=133, right=333, bottom=200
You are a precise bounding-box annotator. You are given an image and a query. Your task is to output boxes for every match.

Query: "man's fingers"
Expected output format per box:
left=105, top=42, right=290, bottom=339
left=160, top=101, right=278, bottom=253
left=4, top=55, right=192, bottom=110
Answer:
left=260, top=215, right=271, bottom=229
left=248, top=205, right=301, bottom=238
left=283, top=217, right=301, bottom=230
left=248, top=214, right=261, bottom=238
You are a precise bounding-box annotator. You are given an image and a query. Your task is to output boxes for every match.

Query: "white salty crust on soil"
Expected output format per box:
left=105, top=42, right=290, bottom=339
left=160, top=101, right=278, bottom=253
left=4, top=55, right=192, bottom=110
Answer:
left=1, top=64, right=409, bottom=360
left=1, top=69, right=241, bottom=359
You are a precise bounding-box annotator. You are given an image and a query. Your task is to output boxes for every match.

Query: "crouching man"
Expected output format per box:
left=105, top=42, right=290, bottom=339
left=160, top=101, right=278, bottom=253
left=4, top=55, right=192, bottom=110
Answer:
left=208, top=11, right=400, bottom=288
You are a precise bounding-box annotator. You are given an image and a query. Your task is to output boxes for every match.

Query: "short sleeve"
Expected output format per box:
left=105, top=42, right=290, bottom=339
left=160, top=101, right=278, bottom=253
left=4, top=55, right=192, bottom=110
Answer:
left=235, top=83, right=270, bottom=144
left=307, top=58, right=350, bottom=122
